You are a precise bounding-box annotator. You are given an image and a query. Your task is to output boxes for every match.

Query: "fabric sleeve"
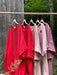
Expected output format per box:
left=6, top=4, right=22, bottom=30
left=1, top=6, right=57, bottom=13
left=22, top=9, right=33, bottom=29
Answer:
left=47, top=25, right=55, bottom=53
left=45, top=24, right=56, bottom=59
left=47, top=51, right=54, bottom=59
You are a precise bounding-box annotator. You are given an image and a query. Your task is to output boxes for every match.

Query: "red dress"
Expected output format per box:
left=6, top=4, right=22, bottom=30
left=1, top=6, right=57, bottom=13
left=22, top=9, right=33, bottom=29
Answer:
left=4, top=23, right=27, bottom=75
left=21, top=24, right=34, bottom=75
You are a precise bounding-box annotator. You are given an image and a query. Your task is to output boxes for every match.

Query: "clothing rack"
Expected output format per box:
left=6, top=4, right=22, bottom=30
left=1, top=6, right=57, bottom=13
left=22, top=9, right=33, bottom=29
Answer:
left=0, top=12, right=57, bottom=15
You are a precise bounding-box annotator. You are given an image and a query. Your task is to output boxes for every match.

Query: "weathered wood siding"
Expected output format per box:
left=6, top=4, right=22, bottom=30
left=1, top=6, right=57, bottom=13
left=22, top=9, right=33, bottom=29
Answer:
left=0, top=0, right=24, bottom=73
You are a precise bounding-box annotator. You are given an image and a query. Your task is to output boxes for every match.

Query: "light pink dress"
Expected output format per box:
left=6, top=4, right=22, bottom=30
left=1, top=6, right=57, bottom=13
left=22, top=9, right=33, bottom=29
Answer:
left=31, top=24, right=41, bottom=60
left=31, top=24, right=41, bottom=75
left=38, top=23, right=49, bottom=75
left=31, top=23, right=49, bottom=75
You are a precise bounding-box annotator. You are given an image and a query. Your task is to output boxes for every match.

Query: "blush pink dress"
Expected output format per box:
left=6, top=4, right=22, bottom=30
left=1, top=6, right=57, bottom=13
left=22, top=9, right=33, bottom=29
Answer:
left=31, top=24, right=41, bottom=75
left=38, top=23, right=49, bottom=75
left=31, top=23, right=49, bottom=75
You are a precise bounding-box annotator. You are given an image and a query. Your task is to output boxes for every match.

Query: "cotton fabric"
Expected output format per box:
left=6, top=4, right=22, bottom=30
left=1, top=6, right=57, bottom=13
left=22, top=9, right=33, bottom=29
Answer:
left=48, top=59, right=53, bottom=75
left=21, top=24, right=34, bottom=75
left=4, top=23, right=27, bottom=75
left=30, top=24, right=41, bottom=60
left=31, top=24, right=41, bottom=75
left=45, top=24, right=56, bottom=59
left=31, top=23, right=49, bottom=75
left=38, top=23, right=49, bottom=75
left=45, top=24, right=56, bottom=75
left=4, top=22, right=55, bottom=75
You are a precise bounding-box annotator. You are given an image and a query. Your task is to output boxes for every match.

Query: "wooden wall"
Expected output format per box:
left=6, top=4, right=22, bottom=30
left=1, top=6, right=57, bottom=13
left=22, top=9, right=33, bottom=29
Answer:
left=0, top=0, right=24, bottom=73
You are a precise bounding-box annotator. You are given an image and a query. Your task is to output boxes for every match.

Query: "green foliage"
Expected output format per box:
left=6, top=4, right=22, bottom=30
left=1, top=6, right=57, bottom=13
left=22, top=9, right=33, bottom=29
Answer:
left=53, top=0, right=57, bottom=57
left=53, top=0, right=57, bottom=12
left=24, top=0, right=50, bottom=12
left=54, top=47, right=57, bottom=58
left=53, top=69, right=57, bottom=75
left=24, top=0, right=50, bottom=23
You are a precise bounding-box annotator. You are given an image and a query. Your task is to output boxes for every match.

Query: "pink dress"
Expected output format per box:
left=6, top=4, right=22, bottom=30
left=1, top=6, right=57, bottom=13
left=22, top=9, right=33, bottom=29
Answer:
left=45, top=24, right=56, bottom=75
left=45, top=24, right=56, bottom=59
left=38, top=23, right=49, bottom=75
left=31, top=24, right=41, bottom=75
left=31, top=23, right=49, bottom=75
left=30, top=24, right=41, bottom=60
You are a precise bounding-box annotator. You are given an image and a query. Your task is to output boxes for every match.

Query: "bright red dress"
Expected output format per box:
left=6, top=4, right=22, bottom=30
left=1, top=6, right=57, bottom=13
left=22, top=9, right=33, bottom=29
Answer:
left=21, top=24, right=34, bottom=75
left=4, top=23, right=27, bottom=75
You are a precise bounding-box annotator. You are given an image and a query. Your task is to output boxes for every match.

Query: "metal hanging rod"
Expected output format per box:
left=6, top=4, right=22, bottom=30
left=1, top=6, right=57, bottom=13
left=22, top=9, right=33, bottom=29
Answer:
left=0, top=12, right=57, bottom=15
